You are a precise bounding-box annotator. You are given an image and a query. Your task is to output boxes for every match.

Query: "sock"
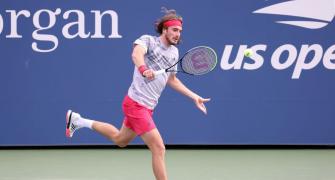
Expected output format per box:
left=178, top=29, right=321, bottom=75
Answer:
left=75, top=117, right=94, bottom=129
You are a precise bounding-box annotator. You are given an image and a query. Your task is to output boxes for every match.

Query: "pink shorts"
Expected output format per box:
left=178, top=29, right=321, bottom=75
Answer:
left=122, top=95, right=156, bottom=135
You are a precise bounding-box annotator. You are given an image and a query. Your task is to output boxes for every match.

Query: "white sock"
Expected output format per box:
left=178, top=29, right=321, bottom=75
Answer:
left=75, top=117, right=94, bottom=129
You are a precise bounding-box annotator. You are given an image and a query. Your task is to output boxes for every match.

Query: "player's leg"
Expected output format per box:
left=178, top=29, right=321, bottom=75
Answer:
left=141, top=129, right=167, bottom=180
left=66, top=110, right=136, bottom=147
left=92, top=122, right=136, bottom=147
left=121, top=96, right=166, bottom=179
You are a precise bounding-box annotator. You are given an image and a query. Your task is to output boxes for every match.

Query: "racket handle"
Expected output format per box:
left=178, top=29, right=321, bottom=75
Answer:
left=153, top=69, right=166, bottom=76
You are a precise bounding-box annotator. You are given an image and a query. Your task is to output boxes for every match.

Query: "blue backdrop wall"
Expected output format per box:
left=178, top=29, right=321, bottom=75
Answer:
left=1, top=0, right=335, bottom=146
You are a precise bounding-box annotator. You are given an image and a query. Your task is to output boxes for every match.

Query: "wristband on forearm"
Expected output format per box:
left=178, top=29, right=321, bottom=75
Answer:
left=138, top=65, right=148, bottom=75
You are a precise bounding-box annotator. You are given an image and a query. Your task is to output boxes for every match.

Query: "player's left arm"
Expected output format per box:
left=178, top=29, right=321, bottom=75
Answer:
left=167, top=73, right=210, bottom=114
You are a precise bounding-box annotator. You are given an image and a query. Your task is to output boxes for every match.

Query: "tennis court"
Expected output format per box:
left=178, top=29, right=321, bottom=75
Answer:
left=1, top=149, right=334, bottom=180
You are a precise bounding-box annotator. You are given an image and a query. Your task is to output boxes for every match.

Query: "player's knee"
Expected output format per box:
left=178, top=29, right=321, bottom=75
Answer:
left=115, top=139, right=128, bottom=148
left=114, top=136, right=129, bottom=148
left=115, top=139, right=129, bottom=148
left=152, top=144, right=166, bottom=156
left=117, top=142, right=128, bottom=148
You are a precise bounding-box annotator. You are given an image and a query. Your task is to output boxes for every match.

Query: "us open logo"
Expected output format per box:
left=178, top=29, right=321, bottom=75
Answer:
left=219, top=0, right=335, bottom=79
left=253, top=0, right=335, bottom=29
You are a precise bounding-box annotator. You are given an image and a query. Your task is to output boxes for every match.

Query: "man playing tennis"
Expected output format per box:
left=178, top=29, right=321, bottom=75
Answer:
left=66, top=8, right=210, bottom=180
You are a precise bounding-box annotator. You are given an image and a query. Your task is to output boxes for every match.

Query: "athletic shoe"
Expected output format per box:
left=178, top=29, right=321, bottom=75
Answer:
left=65, top=110, right=82, bottom=138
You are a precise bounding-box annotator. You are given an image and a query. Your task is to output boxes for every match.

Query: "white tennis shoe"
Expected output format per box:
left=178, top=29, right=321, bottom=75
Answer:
left=66, top=110, right=83, bottom=138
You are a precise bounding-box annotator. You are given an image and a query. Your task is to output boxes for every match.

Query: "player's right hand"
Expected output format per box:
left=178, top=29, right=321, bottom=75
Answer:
left=143, top=69, right=155, bottom=80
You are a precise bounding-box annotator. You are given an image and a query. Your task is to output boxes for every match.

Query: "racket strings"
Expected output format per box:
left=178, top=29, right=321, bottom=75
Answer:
left=181, top=47, right=217, bottom=75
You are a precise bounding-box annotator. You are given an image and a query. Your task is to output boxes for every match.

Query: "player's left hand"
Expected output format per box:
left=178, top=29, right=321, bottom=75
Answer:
left=194, top=97, right=211, bottom=114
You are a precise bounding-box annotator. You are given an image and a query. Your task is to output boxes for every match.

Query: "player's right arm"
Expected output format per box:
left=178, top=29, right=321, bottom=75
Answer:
left=131, top=45, right=154, bottom=80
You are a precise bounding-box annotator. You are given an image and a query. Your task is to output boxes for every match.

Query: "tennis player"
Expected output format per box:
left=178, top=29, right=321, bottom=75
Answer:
left=66, top=8, right=210, bottom=180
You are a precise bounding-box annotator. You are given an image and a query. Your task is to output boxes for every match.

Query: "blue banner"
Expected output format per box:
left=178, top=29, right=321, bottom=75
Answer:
left=1, top=0, right=334, bottom=145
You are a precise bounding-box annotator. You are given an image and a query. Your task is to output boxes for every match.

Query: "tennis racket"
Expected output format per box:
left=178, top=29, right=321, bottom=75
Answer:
left=153, top=46, right=217, bottom=76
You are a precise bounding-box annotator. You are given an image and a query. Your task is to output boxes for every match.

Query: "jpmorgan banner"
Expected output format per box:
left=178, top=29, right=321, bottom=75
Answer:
left=0, top=8, right=122, bottom=53
left=1, top=0, right=334, bottom=146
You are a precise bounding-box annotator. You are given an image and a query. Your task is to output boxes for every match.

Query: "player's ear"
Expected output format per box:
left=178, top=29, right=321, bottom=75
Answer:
left=162, top=27, right=167, bottom=34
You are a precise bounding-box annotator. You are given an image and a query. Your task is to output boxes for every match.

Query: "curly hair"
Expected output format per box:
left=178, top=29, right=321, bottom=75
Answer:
left=155, top=7, right=183, bottom=34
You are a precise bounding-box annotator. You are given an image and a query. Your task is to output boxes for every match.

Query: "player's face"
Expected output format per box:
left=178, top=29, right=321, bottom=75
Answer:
left=164, top=26, right=182, bottom=45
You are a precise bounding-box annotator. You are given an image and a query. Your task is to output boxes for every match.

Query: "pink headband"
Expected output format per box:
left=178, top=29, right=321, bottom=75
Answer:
left=163, top=19, right=182, bottom=27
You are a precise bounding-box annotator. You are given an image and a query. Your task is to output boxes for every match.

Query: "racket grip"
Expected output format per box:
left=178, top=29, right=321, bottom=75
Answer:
left=153, top=69, right=166, bottom=76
